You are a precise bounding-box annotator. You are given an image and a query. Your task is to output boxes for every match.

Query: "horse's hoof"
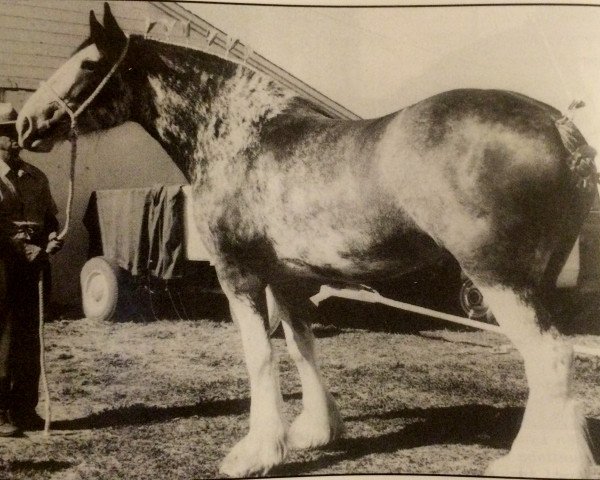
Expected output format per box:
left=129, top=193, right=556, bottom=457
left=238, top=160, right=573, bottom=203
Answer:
left=288, top=411, right=344, bottom=450
left=288, top=397, right=344, bottom=450
left=485, top=452, right=590, bottom=479
left=219, top=433, right=286, bottom=477
left=485, top=399, right=593, bottom=478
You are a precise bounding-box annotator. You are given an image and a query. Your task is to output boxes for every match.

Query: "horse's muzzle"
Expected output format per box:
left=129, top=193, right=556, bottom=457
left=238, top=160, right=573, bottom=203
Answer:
left=16, top=110, right=61, bottom=153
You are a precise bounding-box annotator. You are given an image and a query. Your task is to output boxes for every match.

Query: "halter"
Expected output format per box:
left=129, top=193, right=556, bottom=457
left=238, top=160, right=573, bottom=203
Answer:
left=35, top=36, right=130, bottom=241
left=39, top=36, right=130, bottom=132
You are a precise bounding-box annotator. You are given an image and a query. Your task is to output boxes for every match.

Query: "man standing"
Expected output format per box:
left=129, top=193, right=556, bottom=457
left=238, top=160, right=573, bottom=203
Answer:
left=0, top=103, right=62, bottom=435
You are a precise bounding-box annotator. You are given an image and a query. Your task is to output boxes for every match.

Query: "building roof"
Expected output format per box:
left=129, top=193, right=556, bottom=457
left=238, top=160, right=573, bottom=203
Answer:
left=0, top=0, right=359, bottom=120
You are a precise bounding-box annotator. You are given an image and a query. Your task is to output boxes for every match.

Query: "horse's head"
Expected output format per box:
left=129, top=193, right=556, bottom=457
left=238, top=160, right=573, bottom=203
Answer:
left=18, top=3, right=132, bottom=151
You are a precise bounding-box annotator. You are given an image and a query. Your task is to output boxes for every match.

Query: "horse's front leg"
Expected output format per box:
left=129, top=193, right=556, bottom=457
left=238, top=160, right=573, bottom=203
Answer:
left=217, top=267, right=287, bottom=477
left=267, top=285, right=344, bottom=450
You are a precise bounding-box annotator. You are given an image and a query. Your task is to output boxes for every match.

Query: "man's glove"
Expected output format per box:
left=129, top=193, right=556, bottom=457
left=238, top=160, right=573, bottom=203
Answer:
left=9, top=224, right=44, bottom=263
left=21, top=243, right=45, bottom=264
left=46, top=232, right=64, bottom=255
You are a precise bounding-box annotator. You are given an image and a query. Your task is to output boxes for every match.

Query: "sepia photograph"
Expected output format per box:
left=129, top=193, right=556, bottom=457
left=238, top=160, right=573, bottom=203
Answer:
left=0, top=0, right=600, bottom=478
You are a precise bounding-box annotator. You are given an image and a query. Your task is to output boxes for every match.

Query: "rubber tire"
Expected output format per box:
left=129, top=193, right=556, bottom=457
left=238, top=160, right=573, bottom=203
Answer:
left=80, top=256, right=122, bottom=321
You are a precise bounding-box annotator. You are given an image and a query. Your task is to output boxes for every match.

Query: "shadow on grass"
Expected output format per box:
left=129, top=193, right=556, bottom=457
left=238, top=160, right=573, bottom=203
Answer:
left=8, top=460, right=73, bottom=473
left=315, top=297, right=480, bottom=335
left=50, top=392, right=302, bottom=431
left=48, top=399, right=600, bottom=476
left=586, top=417, right=600, bottom=464
left=272, top=405, right=600, bottom=476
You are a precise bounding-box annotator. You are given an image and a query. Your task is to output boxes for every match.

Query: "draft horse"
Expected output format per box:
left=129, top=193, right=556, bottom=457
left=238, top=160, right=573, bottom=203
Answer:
left=17, top=4, right=598, bottom=478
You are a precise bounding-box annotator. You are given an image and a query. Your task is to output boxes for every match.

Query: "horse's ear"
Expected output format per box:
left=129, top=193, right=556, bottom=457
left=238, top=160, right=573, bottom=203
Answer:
left=103, top=2, right=126, bottom=45
left=89, top=10, right=106, bottom=45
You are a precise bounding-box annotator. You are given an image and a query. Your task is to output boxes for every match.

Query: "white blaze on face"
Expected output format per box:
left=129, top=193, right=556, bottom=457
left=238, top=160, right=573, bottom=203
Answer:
left=18, top=43, right=103, bottom=148
left=47, top=44, right=102, bottom=101
left=22, top=43, right=102, bottom=134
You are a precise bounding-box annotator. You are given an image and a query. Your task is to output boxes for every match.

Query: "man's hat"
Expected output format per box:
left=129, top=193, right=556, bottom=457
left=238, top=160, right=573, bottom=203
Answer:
left=0, top=103, right=18, bottom=138
left=0, top=103, right=17, bottom=125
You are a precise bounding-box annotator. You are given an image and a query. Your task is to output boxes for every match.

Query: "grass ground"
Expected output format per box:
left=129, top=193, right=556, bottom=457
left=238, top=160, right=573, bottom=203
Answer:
left=1, top=294, right=600, bottom=479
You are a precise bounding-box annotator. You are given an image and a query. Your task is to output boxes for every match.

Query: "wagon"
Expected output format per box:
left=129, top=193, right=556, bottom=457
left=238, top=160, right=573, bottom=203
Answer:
left=80, top=184, right=217, bottom=321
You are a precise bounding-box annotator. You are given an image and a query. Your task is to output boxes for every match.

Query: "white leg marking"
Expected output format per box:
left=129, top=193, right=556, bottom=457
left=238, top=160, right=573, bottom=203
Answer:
left=268, top=286, right=344, bottom=450
left=480, top=285, right=593, bottom=479
left=219, top=287, right=286, bottom=477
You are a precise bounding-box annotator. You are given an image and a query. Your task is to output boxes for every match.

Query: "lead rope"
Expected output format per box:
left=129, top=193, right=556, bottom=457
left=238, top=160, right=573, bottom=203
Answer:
left=35, top=37, right=129, bottom=436
left=37, top=126, right=77, bottom=436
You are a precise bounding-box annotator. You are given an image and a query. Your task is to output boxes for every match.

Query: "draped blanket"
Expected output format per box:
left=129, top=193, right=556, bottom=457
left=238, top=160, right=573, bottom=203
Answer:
left=83, top=184, right=185, bottom=279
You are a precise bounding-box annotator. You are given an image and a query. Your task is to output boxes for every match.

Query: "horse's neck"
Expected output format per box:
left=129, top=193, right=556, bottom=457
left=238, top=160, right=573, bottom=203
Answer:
left=132, top=39, right=298, bottom=180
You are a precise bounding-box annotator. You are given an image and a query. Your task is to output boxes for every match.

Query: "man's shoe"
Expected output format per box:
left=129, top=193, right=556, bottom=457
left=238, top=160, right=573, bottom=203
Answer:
left=10, top=410, right=45, bottom=431
left=0, top=410, right=19, bottom=437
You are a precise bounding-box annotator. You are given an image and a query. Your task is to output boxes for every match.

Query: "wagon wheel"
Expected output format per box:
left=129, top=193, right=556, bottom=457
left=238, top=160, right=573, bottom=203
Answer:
left=459, top=277, right=490, bottom=321
left=80, top=256, right=124, bottom=321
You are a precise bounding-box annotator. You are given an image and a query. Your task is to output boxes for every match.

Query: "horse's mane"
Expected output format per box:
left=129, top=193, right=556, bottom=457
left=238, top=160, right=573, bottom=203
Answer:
left=131, top=34, right=256, bottom=78
left=135, top=35, right=336, bottom=120
left=138, top=34, right=256, bottom=70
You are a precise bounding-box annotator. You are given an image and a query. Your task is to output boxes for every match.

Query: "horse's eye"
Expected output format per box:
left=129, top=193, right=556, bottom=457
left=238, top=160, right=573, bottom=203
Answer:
left=80, top=60, right=97, bottom=71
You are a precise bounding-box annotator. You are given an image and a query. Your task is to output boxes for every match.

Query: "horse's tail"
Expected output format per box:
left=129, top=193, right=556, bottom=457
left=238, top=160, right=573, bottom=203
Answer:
left=555, top=114, right=598, bottom=190
left=542, top=114, right=598, bottom=299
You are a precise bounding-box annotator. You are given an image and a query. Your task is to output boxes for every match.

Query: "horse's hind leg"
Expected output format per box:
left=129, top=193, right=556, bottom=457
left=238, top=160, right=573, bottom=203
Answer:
left=478, top=284, right=592, bottom=479
left=216, top=268, right=286, bottom=477
left=267, top=285, right=344, bottom=449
